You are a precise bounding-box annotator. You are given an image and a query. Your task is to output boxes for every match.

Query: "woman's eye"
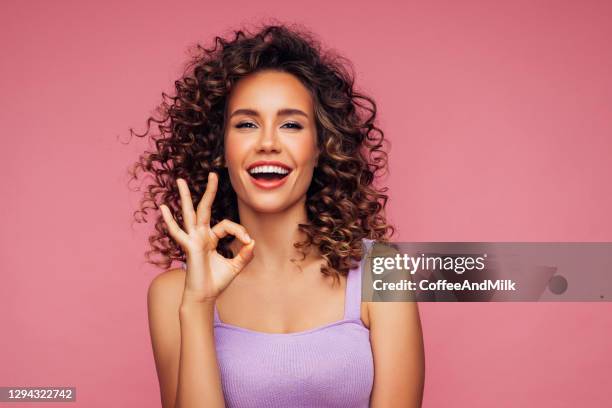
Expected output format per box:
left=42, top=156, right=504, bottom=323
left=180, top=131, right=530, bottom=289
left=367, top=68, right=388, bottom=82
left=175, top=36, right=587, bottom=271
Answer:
left=235, top=122, right=303, bottom=129
left=235, top=122, right=256, bottom=129
left=282, top=122, right=303, bottom=129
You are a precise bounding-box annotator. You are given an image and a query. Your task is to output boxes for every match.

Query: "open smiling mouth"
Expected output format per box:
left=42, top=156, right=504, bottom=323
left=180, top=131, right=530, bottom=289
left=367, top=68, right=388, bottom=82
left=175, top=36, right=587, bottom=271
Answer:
left=247, top=164, right=292, bottom=189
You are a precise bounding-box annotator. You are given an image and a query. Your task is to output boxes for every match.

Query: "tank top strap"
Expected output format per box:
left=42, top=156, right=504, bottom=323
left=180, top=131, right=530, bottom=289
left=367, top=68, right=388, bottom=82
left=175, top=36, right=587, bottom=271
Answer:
left=343, top=265, right=362, bottom=320
left=344, top=238, right=375, bottom=321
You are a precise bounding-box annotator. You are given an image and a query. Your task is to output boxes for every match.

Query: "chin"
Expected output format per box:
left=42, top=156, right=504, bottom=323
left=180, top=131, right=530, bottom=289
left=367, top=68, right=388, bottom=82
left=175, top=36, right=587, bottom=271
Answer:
left=243, top=194, right=296, bottom=214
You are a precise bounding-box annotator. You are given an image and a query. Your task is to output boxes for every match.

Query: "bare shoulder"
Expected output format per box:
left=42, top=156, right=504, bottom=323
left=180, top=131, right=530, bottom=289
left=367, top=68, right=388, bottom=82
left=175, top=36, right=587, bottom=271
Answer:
left=147, top=267, right=186, bottom=307
left=146, top=267, right=187, bottom=346
left=362, top=241, right=421, bottom=330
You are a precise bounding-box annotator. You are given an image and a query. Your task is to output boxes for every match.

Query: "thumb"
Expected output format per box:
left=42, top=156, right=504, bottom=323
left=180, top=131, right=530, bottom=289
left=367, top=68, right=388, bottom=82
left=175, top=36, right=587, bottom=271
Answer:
left=230, top=240, right=255, bottom=272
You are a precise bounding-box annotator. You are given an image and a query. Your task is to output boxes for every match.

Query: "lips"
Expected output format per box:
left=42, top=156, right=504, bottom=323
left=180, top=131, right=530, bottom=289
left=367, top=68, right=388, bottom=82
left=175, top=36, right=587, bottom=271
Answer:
left=246, top=160, right=292, bottom=190
left=246, top=160, right=292, bottom=172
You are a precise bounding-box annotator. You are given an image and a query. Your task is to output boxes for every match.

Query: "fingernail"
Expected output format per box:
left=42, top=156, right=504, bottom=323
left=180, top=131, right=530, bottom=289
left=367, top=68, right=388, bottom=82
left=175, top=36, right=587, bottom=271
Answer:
left=244, top=234, right=251, bottom=243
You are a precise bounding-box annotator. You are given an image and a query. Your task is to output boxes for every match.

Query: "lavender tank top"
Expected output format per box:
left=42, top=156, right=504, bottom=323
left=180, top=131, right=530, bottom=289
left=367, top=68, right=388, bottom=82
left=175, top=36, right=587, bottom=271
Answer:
left=211, top=239, right=374, bottom=408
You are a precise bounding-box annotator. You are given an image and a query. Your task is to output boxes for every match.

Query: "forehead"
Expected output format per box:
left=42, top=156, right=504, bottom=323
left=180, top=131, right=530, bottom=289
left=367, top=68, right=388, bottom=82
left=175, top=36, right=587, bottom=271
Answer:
left=227, top=70, right=314, bottom=115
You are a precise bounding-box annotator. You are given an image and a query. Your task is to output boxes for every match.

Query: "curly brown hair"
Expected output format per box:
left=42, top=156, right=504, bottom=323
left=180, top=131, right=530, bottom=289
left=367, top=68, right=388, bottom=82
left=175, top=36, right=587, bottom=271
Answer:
left=128, top=22, right=395, bottom=281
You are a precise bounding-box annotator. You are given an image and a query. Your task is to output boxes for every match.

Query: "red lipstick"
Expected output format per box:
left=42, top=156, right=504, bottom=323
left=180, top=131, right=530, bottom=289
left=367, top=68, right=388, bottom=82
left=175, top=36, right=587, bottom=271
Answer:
left=246, top=160, right=292, bottom=190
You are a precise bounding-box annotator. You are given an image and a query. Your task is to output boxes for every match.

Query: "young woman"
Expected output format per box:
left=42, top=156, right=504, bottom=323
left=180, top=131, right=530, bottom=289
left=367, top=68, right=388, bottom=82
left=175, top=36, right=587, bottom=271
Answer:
left=133, top=23, right=424, bottom=408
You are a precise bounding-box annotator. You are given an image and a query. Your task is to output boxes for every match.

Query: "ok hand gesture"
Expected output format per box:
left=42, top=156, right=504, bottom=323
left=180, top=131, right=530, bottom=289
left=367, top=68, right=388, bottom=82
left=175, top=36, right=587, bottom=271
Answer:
left=160, top=173, right=255, bottom=304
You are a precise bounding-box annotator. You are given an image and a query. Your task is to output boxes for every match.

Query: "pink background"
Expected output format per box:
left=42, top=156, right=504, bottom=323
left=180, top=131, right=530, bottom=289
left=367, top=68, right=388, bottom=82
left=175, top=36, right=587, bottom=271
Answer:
left=1, top=0, right=611, bottom=407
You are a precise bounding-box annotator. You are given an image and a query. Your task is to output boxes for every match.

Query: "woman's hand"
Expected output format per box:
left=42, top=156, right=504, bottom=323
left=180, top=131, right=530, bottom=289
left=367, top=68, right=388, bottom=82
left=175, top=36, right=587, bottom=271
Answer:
left=160, top=172, right=255, bottom=304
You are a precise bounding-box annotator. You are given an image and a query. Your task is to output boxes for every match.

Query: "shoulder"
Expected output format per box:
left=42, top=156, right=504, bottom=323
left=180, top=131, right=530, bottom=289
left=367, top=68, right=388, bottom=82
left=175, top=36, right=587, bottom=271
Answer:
left=361, top=240, right=420, bottom=329
left=147, top=267, right=186, bottom=312
left=146, top=268, right=187, bottom=358
left=148, top=267, right=186, bottom=294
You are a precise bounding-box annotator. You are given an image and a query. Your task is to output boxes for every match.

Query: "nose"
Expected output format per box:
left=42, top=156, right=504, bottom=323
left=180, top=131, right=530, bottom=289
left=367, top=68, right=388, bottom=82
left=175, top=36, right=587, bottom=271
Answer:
left=255, top=125, right=281, bottom=153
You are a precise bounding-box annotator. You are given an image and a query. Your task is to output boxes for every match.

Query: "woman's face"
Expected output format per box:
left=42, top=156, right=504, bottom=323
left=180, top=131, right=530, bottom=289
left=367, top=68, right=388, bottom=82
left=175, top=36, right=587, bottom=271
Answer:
left=224, top=70, right=319, bottom=213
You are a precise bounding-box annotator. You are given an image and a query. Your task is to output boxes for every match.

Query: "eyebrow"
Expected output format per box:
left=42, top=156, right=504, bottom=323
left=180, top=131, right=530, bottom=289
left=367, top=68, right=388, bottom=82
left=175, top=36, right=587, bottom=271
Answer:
left=228, top=108, right=309, bottom=119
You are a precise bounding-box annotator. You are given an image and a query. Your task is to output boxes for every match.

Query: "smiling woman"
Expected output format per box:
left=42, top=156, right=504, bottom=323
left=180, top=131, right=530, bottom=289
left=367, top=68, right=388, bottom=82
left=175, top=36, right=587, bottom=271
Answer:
left=224, top=70, right=319, bottom=211
left=129, top=22, right=424, bottom=408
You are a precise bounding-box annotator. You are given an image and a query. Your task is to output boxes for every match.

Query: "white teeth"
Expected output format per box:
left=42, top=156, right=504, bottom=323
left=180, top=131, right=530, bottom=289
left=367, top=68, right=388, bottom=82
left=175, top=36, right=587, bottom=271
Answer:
left=248, top=165, right=290, bottom=175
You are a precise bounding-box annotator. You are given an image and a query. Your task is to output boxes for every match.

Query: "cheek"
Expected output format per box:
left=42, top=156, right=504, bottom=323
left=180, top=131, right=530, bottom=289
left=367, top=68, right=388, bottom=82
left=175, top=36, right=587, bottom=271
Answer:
left=287, top=136, right=318, bottom=167
left=224, top=135, right=245, bottom=169
left=223, top=136, right=248, bottom=193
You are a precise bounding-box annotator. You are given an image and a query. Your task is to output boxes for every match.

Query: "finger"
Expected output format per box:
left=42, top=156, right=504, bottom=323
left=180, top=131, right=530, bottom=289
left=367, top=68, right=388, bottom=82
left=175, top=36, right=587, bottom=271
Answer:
left=160, top=204, right=189, bottom=245
left=177, top=178, right=196, bottom=233
left=196, top=172, right=218, bottom=227
left=211, top=219, right=251, bottom=244
left=229, top=240, right=256, bottom=272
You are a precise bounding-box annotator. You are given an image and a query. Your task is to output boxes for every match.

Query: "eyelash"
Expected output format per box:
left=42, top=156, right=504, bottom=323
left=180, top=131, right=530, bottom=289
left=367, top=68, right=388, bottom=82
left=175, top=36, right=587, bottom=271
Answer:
left=235, top=122, right=303, bottom=130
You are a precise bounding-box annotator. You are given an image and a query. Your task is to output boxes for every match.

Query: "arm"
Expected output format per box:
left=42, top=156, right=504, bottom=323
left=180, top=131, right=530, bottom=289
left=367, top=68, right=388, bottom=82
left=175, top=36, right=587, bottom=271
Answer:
left=148, top=173, right=254, bottom=408
left=147, top=268, right=225, bottom=408
left=368, top=300, right=425, bottom=407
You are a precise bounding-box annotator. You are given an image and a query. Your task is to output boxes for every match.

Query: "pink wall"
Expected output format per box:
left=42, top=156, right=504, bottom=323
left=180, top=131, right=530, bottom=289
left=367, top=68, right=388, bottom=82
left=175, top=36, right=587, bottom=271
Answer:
left=1, top=0, right=611, bottom=407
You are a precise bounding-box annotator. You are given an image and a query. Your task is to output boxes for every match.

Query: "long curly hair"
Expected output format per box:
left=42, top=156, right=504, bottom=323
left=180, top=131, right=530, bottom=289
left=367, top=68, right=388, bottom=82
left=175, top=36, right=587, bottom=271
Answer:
left=128, top=22, right=395, bottom=281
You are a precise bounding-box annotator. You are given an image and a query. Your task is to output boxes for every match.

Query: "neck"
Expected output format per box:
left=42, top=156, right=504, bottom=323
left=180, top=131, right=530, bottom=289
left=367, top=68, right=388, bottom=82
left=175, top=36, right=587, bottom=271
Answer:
left=229, top=195, right=320, bottom=278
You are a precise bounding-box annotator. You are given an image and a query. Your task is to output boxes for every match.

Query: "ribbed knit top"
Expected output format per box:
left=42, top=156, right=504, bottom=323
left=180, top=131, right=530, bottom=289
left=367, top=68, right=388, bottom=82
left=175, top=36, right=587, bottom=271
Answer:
left=211, top=239, right=374, bottom=408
